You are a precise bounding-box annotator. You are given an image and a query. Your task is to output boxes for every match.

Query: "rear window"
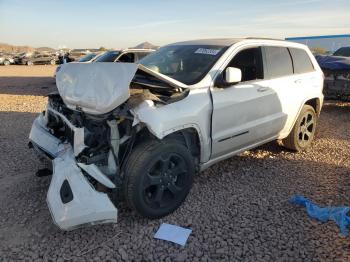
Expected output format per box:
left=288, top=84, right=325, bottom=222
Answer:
left=333, top=47, right=350, bottom=57
left=265, top=46, right=293, bottom=78
left=289, top=48, right=314, bottom=74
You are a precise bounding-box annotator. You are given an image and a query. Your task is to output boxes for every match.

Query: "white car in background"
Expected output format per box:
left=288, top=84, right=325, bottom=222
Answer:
left=54, top=48, right=154, bottom=77
left=29, top=38, right=324, bottom=230
left=0, top=53, right=15, bottom=66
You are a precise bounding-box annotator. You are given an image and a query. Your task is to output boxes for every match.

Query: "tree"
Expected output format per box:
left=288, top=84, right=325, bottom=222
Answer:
left=311, top=47, right=327, bottom=55
left=99, top=46, right=107, bottom=51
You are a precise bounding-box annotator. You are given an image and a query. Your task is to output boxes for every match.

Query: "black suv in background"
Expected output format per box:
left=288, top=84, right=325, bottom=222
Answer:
left=17, top=52, right=58, bottom=66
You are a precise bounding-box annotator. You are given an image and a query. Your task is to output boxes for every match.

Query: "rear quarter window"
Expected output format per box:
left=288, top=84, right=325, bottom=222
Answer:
left=289, top=48, right=314, bottom=74
left=265, top=46, right=293, bottom=78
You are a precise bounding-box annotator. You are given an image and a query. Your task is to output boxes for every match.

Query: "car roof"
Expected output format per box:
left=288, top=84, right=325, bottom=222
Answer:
left=120, top=48, right=155, bottom=52
left=169, top=37, right=291, bottom=47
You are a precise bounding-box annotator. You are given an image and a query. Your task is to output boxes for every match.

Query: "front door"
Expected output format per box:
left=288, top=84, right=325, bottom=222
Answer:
left=210, top=47, right=287, bottom=159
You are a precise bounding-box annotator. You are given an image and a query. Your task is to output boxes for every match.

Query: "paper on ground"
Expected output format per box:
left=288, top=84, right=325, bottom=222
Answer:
left=154, top=223, right=192, bottom=246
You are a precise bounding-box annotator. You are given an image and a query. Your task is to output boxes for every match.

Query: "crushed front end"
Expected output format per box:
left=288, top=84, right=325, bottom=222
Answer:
left=28, top=63, right=140, bottom=230
left=29, top=62, right=188, bottom=230
left=29, top=93, right=137, bottom=230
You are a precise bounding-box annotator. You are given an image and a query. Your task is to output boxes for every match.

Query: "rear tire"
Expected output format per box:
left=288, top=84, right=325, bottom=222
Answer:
left=50, top=59, right=56, bottom=65
left=27, top=61, right=33, bottom=66
left=124, top=138, right=195, bottom=219
left=282, top=105, right=317, bottom=151
left=4, top=60, right=10, bottom=66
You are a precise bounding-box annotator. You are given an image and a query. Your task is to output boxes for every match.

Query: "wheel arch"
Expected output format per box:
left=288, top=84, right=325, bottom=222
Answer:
left=164, top=128, right=201, bottom=161
left=134, top=125, right=203, bottom=168
left=304, top=97, right=321, bottom=117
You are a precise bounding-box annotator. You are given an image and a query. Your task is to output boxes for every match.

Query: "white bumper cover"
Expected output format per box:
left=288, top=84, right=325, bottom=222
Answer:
left=29, top=115, right=118, bottom=231
left=48, top=146, right=118, bottom=230
left=29, top=114, right=61, bottom=158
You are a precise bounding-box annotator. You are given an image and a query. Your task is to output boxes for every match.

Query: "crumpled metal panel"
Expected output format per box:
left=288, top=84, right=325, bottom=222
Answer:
left=47, top=146, right=118, bottom=230
left=56, top=62, right=138, bottom=115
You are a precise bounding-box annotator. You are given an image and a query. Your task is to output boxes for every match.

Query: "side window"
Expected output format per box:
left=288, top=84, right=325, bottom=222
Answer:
left=227, top=47, right=264, bottom=82
left=118, top=52, right=135, bottom=63
left=265, top=46, right=293, bottom=78
left=289, top=48, right=314, bottom=74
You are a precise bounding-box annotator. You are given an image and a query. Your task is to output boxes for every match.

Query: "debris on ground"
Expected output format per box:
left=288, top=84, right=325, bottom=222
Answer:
left=154, top=223, right=192, bottom=246
left=290, top=195, right=350, bottom=236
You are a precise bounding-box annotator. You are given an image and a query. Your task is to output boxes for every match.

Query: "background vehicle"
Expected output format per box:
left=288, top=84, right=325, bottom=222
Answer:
left=29, top=38, right=324, bottom=230
left=0, top=53, right=15, bottom=66
left=54, top=52, right=100, bottom=77
left=18, top=52, right=57, bottom=65
left=92, top=48, right=154, bottom=63
left=333, top=46, right=350, bottom=57
left=54, top=49, right=154, bottom=77
left=78, top=52, right=98, bottom=62
left=316, top=46, right=350, bottom=100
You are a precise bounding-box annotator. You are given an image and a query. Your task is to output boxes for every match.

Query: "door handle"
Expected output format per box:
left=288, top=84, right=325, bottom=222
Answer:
left=257, top=86, right=269, bottom=92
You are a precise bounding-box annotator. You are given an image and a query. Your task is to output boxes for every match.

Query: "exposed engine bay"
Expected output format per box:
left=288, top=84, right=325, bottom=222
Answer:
left=29, top=63, right=189, bottom=230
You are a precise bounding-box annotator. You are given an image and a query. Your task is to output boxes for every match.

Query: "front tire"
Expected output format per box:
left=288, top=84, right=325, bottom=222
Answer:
left=124, top=139, right=195, bottom=219
left=282, top=105, right=317, bottom=151
left=27, top=61, right=33, bottom=66
left=4, top=60, right=10, bottom=66
left=50, top=59, right=56, bottom=65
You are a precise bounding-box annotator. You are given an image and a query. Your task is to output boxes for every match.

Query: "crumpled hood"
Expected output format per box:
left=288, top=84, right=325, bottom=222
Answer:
left=56, top=62, right=138, bottom=115
left=55, top=63, right=187, bottom=115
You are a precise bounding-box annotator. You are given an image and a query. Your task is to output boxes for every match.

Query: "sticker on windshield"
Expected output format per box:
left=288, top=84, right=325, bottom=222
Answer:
left=195, top=48, right=220, bottom=56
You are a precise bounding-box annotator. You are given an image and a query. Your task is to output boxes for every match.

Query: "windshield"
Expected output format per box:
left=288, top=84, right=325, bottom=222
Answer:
left=333, top=47, right=350, bottom=57
left=94, top=51, right=120, bottom=62
left=78, top=53, right=96, bottom=62
left=139, top=45, right=227, bottom=85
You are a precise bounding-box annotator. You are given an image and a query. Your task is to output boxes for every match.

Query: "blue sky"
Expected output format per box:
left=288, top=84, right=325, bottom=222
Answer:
left=0, top=0, right=349, bottom=49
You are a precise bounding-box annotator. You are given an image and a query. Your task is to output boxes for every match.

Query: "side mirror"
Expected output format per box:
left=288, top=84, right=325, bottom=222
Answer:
left=225, top=67, right=242, bottom=84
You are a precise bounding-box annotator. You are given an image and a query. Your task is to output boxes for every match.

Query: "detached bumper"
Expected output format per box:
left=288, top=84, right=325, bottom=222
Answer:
left=48, top=146, right=118, bottom=230
left=29, top=115, right=118, bottom=231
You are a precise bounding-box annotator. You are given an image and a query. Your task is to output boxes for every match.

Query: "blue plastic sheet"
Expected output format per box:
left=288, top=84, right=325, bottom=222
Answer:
left=290, top=195, right=350, bottom=236
left=316, top=55, right=350, bottom=71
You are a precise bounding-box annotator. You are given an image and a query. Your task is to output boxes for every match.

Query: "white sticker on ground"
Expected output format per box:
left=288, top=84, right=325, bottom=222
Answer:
left=195, top=48, right=220, bottom=55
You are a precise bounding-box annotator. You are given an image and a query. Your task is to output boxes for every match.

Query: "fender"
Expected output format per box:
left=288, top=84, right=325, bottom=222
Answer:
left=130, top=88, right=213, bottom=163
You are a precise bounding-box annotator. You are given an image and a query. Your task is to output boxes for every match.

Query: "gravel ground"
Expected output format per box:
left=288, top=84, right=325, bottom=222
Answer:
left=0, top=66, right=350, bottom=261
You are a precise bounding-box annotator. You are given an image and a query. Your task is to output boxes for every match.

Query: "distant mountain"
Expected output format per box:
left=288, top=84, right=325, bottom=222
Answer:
left=0, top=43, right=34, bottom=53
left=0, top=43, right=57, bottom=53
left=133, top=42, right=158, bottom=49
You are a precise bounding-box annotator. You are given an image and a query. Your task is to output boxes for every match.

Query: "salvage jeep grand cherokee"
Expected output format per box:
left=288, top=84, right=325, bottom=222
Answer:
left=29, top=38, right=324, bottom=230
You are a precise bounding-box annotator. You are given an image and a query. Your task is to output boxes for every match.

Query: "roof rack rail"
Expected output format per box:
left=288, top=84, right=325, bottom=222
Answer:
left=244, top=37, right=284, bottom=41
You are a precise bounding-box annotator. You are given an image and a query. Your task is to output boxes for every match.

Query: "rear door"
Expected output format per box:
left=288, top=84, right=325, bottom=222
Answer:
left=262, top=46, right=316, bottom=136
left=211, top=46, right=287, bottom=158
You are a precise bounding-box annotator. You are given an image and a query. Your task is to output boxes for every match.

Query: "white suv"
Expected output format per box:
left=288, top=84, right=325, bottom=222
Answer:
left=29, top=38, right=324, bottom=230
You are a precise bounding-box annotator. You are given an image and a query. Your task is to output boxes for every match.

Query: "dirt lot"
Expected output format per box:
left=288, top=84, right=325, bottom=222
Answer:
left=0, top=65, right=350, bottom=261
